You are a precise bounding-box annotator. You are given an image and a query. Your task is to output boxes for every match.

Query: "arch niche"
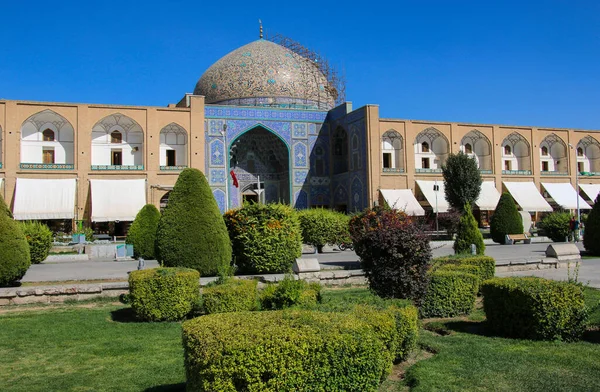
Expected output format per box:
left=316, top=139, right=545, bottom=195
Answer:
left=159, top=123, right=188, bottom=167
left=461, top=130, right=492, bottom=171
left=539, top=133, right=568, bottom=173
left=414, top=127, right=449, bottom=170
left=501, top=132, right=531, bottom=173
left=229, top=126, right=290, bottom=204
left=91, top=113, right=144, bottom=167
left=381, top=130, right=404, bottom=172
left=577, top=136, right=600, bottom=174
left=20, top=110, right=74, bottom=166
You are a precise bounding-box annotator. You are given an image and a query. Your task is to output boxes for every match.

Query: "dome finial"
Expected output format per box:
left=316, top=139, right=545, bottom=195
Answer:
left=259, top=19, right=263, bottom=39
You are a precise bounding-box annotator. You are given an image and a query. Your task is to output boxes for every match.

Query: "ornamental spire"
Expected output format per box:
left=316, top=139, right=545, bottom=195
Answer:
left=259, top=19, right=263, bottom=39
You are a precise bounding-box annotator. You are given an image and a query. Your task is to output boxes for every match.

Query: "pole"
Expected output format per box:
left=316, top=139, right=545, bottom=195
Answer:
left=434, top=181, right=439, bottom=233
left=257, top=175, right=261, bottom=204
left=221, top=126, right=229, bottom=211
left=576, top=167, right=580, bottom=241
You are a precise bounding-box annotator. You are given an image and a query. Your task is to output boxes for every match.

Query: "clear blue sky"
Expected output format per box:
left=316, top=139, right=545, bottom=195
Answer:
left=1, top=0, right=599, bottom=129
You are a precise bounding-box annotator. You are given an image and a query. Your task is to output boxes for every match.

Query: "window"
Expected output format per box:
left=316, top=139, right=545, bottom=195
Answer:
left=504, top=145, right=511, bottom=155
left=464, top=143, right=472, bottom=154
left=421, top=142, right=429, bottom=153
left=578, top=162, right=584, bottom=173
left=504, top=160, right=511, bottom=171
left=42, top=148, right=55, bottom=164
left=577, top=147, right=584, bottom=157
left=541, top=146, right=548, bottom=156
left=42, top=129, right=55, bottom=141
left=422, top=157, right=430, bottom=169
left=166, top=150, right=176, bottom=166
left=383, top=153, right=392, bottom=168
left=542, top=161, right=549, bottom=171
left=111, top=149, right=123, bottom=166
left=111, top=131, right=122, bottom=144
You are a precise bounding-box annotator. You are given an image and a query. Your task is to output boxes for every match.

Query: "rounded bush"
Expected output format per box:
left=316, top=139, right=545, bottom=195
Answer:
left=453, top=203, right=485, bottom=254
left=202, top=278, right=258, bottom=314
left=490, top=192, right=524, bottom=244
left=129, top=267, right=200, bottom=321
left=156, top=168, right=232, bottom=276
left=432, top=255, right=495, bottom=282
left=126, top=204, right=160, bottom=259
left=260, top=276, right=321, bottom=310
left=584, top=194, right=600, bottom=255
left=20, top=221, right=53, bottom=264
left=298, top=208, right=350, bottom=251
left=349, top=207, right=431, bottom=305
left=539, top=211, right=571, bottom=242
left=182, top=310, right=389, bottom=391
left=224, top=203, right=302, bottom=274
left=420, top=270, right=479, bottom=318
left=0, top=196, right=31, bottom=286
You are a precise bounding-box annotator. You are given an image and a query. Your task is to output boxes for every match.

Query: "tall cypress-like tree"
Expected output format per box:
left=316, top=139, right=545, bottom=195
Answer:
left=584, top=194, right=600, bottom=255
left=490, top=192, right=524, bottom=244
left=442, top=152, right=483, bottom=212
left=126, top=204, right=161, bottom=259
left=0, top=195, right=30, bottom=286
left=453, top=203, right=485, bottom=254
left=155, top=168, right=232, bottom=276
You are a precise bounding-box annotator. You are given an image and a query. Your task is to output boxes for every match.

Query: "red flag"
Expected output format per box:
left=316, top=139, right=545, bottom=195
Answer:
left=230, top=170, right=239, bottom=188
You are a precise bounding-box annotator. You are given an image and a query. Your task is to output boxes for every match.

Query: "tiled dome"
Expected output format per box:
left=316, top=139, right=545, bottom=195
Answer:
left=194, top=39, right=336, bottom=110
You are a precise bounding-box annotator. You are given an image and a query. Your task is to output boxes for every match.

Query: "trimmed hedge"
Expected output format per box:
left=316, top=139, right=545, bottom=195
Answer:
left=0, top=196, right=30, bottom=286
left=129, top=267, right=200, bottom=321
left=224, top=203, right=302, bottom=274
left=260, top=277, right=321, bottom=310
left=298, top=208, right=350, bottom=252
left=126, top=204, right=160, bottom=259
left=539, top=211, right=571, bottom=242
left=202, top=278, right=258, bottom=314
left=481, top=277, right=588, bottom=341
left=20, top=221, right=53, bottom=264
left=182, top=310, right=391, bottom=391
left=432, top=255, right=495, bottom=282
left=490, top=192, right=524, bottom=244
left=420, top=270, right=479, bottom=318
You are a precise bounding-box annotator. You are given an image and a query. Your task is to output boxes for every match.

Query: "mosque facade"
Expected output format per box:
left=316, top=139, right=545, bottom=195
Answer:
left=1, top=36, right=599, bottom=235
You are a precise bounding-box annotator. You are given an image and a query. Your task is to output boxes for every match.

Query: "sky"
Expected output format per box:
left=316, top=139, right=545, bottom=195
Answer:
left=0, top=0, right=599, bottom=129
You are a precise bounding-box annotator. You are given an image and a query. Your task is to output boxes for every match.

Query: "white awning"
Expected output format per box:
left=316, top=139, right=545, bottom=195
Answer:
left=90, top=179, right=146, bottom=222
left=503, top=182, right=553, bottom=212
left=475, top=181, right=501, bottom=210
left=542, top=182, right=591, bottom=210
left=416, top=180, right=449, bottom=213
left=13, top=178, right=76, bottom=220
left=380, top=189, right=426, bottom=216
left=579, top=184, right=600, bottom=204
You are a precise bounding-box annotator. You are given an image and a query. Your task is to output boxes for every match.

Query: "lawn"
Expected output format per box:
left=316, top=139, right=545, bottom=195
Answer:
left=0, top=287, right=598, bottom=391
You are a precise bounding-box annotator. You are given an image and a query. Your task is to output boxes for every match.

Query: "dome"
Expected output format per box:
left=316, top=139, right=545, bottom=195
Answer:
left=194, top=39, right=336, bottom=110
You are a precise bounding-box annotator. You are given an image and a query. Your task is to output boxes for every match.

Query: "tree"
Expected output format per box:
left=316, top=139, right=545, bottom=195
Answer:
left=126, top=204, right=161, bottom=259
left=155, top=168, right=232, bottom=276
left=584, top=194, right=600, bottom=255
left=0, top=195, right=30, bottom=286
left=490, top=192, right=523, bottom=244
left=442, top=152, right=483, bottom=212
left=453, top=203, right=485, bottom=254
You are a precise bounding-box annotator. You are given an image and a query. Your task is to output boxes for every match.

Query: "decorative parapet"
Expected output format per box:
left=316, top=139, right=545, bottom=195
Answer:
left=415, top=168, right=443, bottom=173
left=20, top=163, right=74, bottom=170
left=502, top=170, right=532, bottom=175
left=160, top=165, right=188, bottom=171
left=382, top=168, right=405, bottom=173
left=91, top=165, right=144, bottom=171
left=541, top=171, right=569, bottom=176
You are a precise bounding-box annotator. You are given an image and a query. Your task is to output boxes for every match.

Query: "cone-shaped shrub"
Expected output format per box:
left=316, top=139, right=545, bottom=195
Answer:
left=126, top=204, right=160, bottom=259
left=0, top=195, right=30, bottom=286
left=584, top=194, right=600, bottom=255
left=20, top=221, right=53, bottom=264
left=490, top=192, right=523, bottom=244
left=453, top=203, right=485, bottom=254
left=156, top=168, right=232, bottom=276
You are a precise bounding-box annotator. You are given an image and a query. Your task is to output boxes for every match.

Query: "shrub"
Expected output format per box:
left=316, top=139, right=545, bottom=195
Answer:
left=73, top=226, right=95, bottom=242
left=432, top=255, right=495, bottom=282
left=202, top=278, right=258, bottom=314
left=126, top=204, right=160, bottom=259
left=584, top=194, right=600, bottom=255
left=442, top=151, right=483, bottom=211
left=420, top=270, right=479, bottom=318
left=0, top=196, right=30, bottom=286
left=490, top=192, right=524, bottom=244
left=20, top=221, right=53, bottom=264
left=453, top=203, right=485, bottom=254
left=481, top=277, right=588, bottom=341
left=349, top=206, right=431, bottom=305
left=156, top=168, right=232, bottom=276
left=182, top=310, right=391, bottom=391
left=540, top=211, right=571, bottom=242
left=298, top=209, right=350, bottom=252
left=437, top=209, right=461, bottom=237
left=128, top=267, right=200, bottom=321
left=224, top=203, right=302, bottom=274
left=260, top=276, right=321, bottom=310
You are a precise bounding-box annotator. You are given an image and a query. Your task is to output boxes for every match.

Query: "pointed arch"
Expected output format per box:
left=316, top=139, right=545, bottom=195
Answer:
left=461, top=130, right=492, bottom=171
left=577, top=135, right=600, bottom=174
left=539, top=133, right=568, bottom=173
left=91, top=113, right=144, bottom=168
left=414, top=127, right=449, bottom=171
left=332, top=126, right=349, bottom=174
left=159, top=123, right=188, bottom=168
left=382, top=129, right=404, bottom=172
left=20, top=109, right=74, bottom=167
left=501, top=132, right=531, bottom=173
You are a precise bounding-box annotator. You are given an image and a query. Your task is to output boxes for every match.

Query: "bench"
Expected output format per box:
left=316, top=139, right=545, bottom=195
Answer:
left=505, top=233, right=531, bottom=245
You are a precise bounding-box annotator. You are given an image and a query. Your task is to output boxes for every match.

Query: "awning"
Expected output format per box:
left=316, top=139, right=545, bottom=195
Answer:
left=90, top=179, right=146, bottom=222
left=13, top=178, right=76, bottom=220
left=380, top=189, right=426, bottom=216
left=415, top=180, right=449, bottom=213
left=503, top=182, right=552, bottom=212
left=579, top=184, right=600, bottom=204
left=475, top=181, right=501, bottom=210
left=541, top=182, right=591, bottom=210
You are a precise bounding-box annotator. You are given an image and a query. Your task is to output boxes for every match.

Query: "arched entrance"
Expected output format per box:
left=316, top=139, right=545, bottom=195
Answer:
left=229, top=126, right=290, bottom=205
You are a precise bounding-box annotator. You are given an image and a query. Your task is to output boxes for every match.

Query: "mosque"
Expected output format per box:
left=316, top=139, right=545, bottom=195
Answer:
left=1, top=29, right=599, bottom=236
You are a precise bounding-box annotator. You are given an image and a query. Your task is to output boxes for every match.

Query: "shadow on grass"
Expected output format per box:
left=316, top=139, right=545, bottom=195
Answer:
left=443, top=320, right=490, bottom=336
left=144, top=383, right=186, bottom=392
left=110, top=307, right=141, bottom=323
left=582, top=329, right=600, bottom=344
